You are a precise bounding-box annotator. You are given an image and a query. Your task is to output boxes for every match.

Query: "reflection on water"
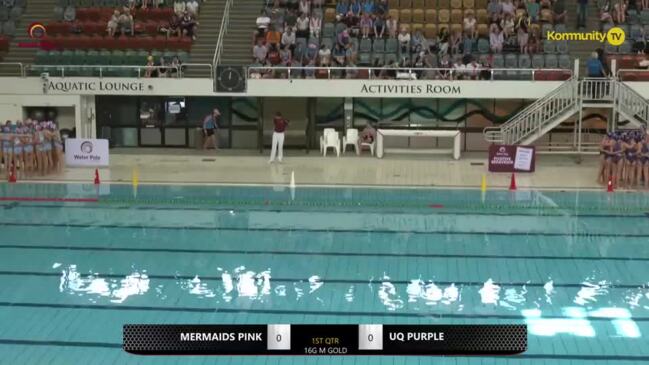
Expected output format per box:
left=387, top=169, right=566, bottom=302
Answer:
left=59, top=264, right=149, bottom=303
left=54, top=263, right=647, bottom=339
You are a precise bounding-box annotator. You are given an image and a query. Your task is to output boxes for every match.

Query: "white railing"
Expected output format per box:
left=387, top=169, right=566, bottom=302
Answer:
left=247, top=66, right=572, bottom=81
left=615, top=80, right=649, bottom=127
left=580, top=78, right=614, bottom=101
left=27, top=64, right=214, bottom=78
left=0, top=62, right=26, bottom=77
left=484, top=78, right=578, bottom=144
left=212, top=0, right=233, bottom=66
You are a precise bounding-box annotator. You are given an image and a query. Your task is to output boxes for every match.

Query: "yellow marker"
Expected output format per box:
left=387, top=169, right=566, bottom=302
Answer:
left=132, top=168, right=139, bottom=187
left=480, top=174, right=487, bottom=192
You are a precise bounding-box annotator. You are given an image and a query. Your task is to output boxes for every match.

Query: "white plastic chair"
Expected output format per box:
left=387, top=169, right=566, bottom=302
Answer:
left=360, top=139, right=375, bottom=156
left=342, top=128, right=359, bottom=155
left=322, top=131, right=341, bottom=157
left=319, top=128, right=336, bottom=153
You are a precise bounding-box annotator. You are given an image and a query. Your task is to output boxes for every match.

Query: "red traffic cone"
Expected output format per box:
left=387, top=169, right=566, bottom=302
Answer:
left=94, top=169, right=100, bottom=185
left=509, top=173, right=517, bottom=191
left=607, top=176, right=614, bottom=192
left=8, top=163, right=16, bottom=183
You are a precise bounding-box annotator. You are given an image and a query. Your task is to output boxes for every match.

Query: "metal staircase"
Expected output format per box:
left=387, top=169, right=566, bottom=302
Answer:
left=484, top=78, right=580, bottom=145
left=484, top=79, right=649, bottom=147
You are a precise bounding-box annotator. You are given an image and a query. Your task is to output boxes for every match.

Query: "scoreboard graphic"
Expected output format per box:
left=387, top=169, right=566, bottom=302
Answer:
left=124, top=324, right=527, bottom=356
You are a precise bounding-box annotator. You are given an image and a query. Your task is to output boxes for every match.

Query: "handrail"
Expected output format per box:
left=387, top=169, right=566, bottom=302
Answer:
left=484, top=77, right=578, bottom=144
left=212, top=0, right=233, bottom=67
left=247, top=66, right=572, bottom=80
left=0, top=62, right=26, bottom=77
left=615, top=80, right=649, bottom=127
left=27, top=63, right=214, bottom=78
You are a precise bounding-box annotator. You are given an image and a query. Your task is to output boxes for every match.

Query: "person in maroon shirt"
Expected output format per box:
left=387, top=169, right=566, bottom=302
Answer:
left=269, top=111, right=289, bottom=163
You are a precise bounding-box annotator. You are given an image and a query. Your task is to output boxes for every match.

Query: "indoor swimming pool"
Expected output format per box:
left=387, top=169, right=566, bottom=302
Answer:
left=0, top=183, right=648, bottom=364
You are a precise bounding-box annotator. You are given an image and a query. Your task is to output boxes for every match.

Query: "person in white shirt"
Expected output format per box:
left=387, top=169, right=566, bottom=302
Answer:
left=256, top=10, right=271, bottom=36
left=386, top=15, right=398, bottom=38
left=281, top=27, right=296, bottom=51
left=318, top=44, right=331, bottom=66
left=296, top=12, right=310, bottom=37
left=174, top=1, right=185, bottom=15
left=299, top=0, right=310, bottom=15
left=309, top=15, right=322, bottom=38
left=185, top=0, right=199, bottom=17
left=397, top=28, right=410, bottom=53
left=463, top=12, right=477, bottom=39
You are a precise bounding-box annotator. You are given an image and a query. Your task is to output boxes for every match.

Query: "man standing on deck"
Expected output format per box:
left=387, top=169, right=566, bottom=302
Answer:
left=269, top=112, right=289, bottom=163
left=202, top=108, right=220, bottom=151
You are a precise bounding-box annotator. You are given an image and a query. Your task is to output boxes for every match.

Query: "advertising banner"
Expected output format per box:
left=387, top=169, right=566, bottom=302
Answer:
left=488, top=145, right=536, bottom=172
left=65, top=138, right=110, bottom=167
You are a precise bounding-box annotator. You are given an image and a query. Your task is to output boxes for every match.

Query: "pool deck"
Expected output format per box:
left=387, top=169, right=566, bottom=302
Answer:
left=11, top=148, right=626, bottom=191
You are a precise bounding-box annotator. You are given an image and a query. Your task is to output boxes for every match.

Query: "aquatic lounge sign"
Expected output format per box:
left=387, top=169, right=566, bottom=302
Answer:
left=47, top=80, right=146, bottom=93
left=360, top=84, right=461, bottom=95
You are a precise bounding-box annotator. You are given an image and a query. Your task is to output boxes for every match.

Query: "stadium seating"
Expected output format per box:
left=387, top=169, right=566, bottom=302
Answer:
left=251, top=0, right=571, bottom=79
left=28, top=1, right=197, bottom=72
left=0, top=0, right=27, bottom=60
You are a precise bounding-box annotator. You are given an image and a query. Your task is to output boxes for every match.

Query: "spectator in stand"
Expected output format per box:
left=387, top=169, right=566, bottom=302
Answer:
left=186, top=0, right=199, bottom=17
left=374, top=14, right=385, bottom=38
left=463, top=11, right=477, bottom=40
left=180, top=11, right=197, bottom=40
left=600, top=1, right=613, bottom=25
left=284, top=9, right=298, bottom=32
left=632, top=27, right=646, bottom=53
left=119, top=8, right=134, bottom=36
left=253, top=39, right=268, bottom=63
left=613, top=0, right=626, bottom=23
left=375, top=0, right=388, bottom=15
left=349, top=0, right=362, bottom=18
left=107, top=10, right=120, bottom=37
left=363, top=0, right=375, bottom=14
left=488, top=0, right=503, bottom=23
left=333, top=43, right=346, bottom=65
left=502, top=0, right=516, bottom=16
left=174, top=1, right=185, bottom=15
left=256, top=10, right=271, bottom=36
left=386, top=15, right=398, bottom=38
left=145, top=55, right=155, bottom=77
left=360, top=12, right=373, bottom=38
left=296, top=12, right=309, bottom=37
left=267, top=44, right=282, bottom=65
left=553, top=0, right=566, bottom=23
left=501, top=13, right=515, bottom=38
left=170, top=56, right=183, bottom=77
left=299, top=0, right=310, bottom=15
left=336, top=0, right=349, bottom=20
left=63, top=6, right=75, bottom=22
left=165, top=12, right=182, bottom=38
left=310, top=15, right=322, bottom=38
left=398, top=27, right=411, bottom=54
left=337, top=28, right=351, bottom=47
left=278, top=46, right=292, bottom=77
left=157, top=56, right=168, bottom=78
left=266, top=25, right=281, bottom=47
left=411, top=30, right=426, bottom=53
left=318, top=43, right=331, bottom=66
left=526, top=0, right=540, bottom=22
left=641, top=0, right=648, bottom=12
left=438, top=54, right=451, bottom=79
left=360, top=122, right=376, bottom=146
left=528, top=30, right=539, bottom=53
left=438, top=27, right=450, bottom=55
left=305, top=42, right=319, bottom=64
left=413, top=51, right=425, bottom=78
left=450, top=28, right=462, bottom=55
left=577, top=0, right=588, bottom=28
left=490, top=24, right=504, bottom=53
left=517, top=15, right=530, bottom=54
left=346, top=60, right=359, bottom=78
left=282, top=26, right=296, bottom=52
left=304, top=59, right=316, bottom=78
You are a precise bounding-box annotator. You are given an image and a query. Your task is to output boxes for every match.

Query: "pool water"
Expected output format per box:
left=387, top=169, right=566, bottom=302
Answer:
left=0, top=183, right=648, bottom=364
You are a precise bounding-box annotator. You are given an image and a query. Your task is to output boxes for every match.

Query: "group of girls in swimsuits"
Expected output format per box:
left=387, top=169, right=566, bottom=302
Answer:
left=598, top=129, right=649, bottom=189
left=0, top=119, right=64, bottom=177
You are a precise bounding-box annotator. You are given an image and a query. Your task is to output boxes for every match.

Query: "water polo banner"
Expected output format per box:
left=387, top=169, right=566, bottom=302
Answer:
left=65, top=138, right=110, bottom=167
left=123, top=324, right=526, bottom=356
left=488, top=145, right=536, bottom=173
